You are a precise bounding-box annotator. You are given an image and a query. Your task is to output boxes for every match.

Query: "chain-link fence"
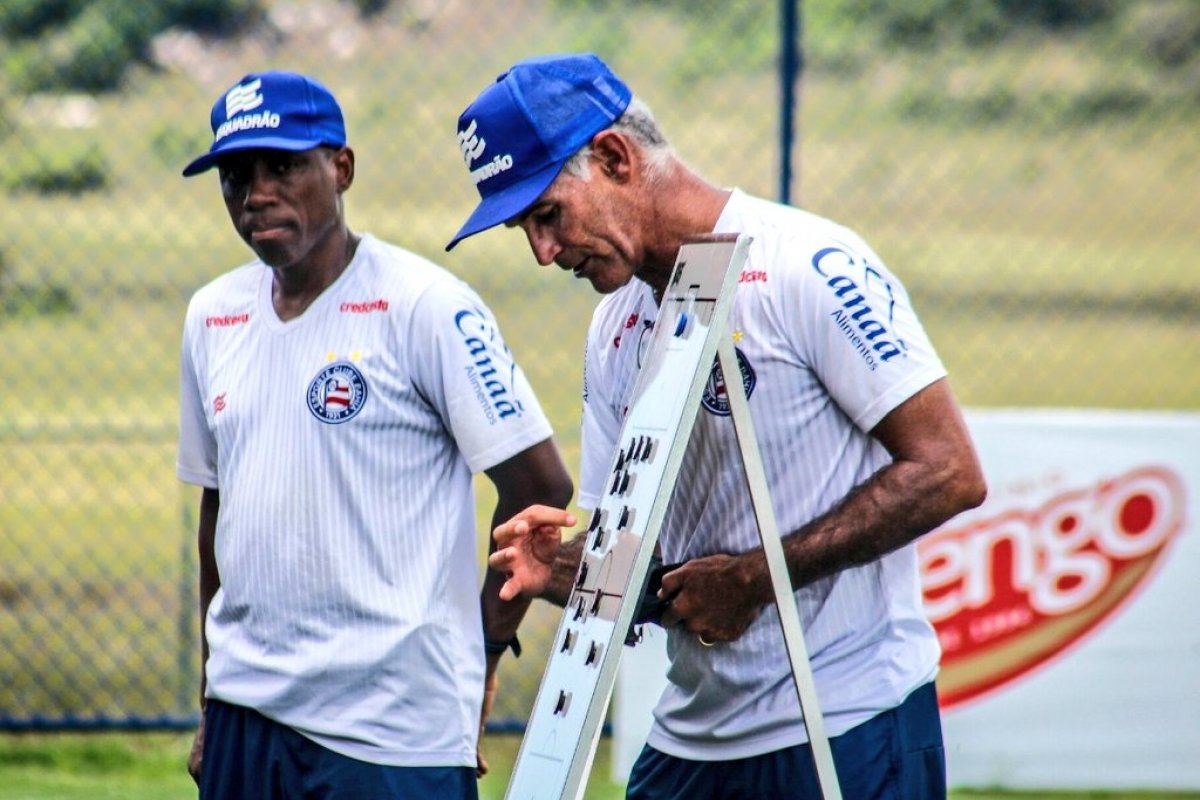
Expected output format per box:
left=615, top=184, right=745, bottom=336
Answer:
left=0, top=0, right=1196, bottom=731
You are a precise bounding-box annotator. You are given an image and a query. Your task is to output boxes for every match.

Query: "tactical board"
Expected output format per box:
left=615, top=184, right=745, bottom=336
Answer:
left=504, top=233, right=842, bottom=800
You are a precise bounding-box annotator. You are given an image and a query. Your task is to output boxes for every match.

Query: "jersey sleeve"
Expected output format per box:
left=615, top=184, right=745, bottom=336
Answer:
left=176, top=303, right=219, bottom=488
left=407, top=278, right=553, bottom=474
left=777, top=231, right=946, bottom=432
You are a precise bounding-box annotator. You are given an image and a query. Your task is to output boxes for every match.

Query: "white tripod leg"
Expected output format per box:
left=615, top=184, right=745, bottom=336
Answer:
left=717, top=337, right=844, bottom=800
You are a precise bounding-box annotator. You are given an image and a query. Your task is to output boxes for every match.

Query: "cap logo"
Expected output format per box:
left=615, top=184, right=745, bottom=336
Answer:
left=225, top=78, right=265, bottom=117
left=470, top=153, right=514, bottom=186
left=458, top=117, right=514, bottom=186
left=214, top=78, right=280, bottom=144
left=458, top=119, right=486, bottom=164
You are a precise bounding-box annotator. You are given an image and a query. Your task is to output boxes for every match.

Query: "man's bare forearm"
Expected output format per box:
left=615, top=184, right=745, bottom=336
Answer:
left=780, top=457, right=976, bottom=594
left=481, top=564, right=534, bottom=644
left=481, top=440, right=574, bottom=643
left=739, top=383, right=987, bottom=605
left=197, top=488, right=220, bottom=708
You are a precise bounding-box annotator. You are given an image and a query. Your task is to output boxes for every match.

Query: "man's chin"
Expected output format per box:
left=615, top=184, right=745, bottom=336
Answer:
left=588, top=275, right=631, bottom=295
left=247, top=242, right=294, bottom=269
left=583, top=266, right=636, bottom=295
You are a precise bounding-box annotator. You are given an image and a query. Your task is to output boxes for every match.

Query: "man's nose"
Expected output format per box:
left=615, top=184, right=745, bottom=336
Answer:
left=526, top=226, right=562, bottom=267
left=242, top=164, right=278, bottom=208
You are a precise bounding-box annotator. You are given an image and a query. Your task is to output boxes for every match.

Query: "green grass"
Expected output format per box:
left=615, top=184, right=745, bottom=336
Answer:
left=0, top=733, right=625, bottom=800
left=0, top=733, right=194, bottom=800
left=0, top=732, right=1196, bottom=800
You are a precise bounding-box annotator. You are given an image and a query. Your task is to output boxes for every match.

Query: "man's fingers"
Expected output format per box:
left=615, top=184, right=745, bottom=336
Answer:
left=656, top=566, right=693, bottom=629
left=493, top=505, right=576, bottom=543
left=492, top=518, right=531, bottom=547
left=498, top=576, right=522, bottom=601
left=514, top=505, right=574, bottom=528
left=657, top=565, right=684, bottom=596
left=488, top=546, right=516, bottom=572
left=187, top=723, right=204, bottom=785
left=659, top=605, right=681, bottom=628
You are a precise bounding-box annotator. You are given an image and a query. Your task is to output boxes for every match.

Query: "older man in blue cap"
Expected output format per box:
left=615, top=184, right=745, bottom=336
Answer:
left=177, top=69, right=573, bottom=799
left=449, top=53, right=986, bottom=799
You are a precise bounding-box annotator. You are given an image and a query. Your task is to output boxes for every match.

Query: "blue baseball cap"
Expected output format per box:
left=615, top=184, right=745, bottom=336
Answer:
left=446, top=53, right=632, bottom=251
left=182, top=70, right=346, bottom=177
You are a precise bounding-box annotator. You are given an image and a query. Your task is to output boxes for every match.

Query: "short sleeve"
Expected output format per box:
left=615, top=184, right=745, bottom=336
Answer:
left=176, top=306, right=219, bottom=488
left=407, top=279, right=553, bottom=474
left=776, top=232, right=946, bottom=432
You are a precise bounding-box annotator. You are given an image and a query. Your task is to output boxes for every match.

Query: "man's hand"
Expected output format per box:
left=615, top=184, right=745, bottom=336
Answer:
left=489, top=505, right=576, bottom=600
left=187, top=712, right=205, bottom=785
left=658, top=552, right=769, bottom=644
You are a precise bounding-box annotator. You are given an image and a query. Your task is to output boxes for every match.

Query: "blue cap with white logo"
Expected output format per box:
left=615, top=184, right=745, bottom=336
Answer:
left=445, top=53, right=632, bottom=251
left=182, top=70, right=346, bottom=177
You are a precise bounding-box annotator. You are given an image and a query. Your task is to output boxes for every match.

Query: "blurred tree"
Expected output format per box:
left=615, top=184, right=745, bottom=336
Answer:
left=2, top=0, right=262, bottom=93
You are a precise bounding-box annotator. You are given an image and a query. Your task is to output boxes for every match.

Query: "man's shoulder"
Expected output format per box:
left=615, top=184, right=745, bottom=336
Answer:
left=729, top=190, right=856, bottom=244
left=355, top=234, right=483, bottom=311
left=187, top=261, right=261, bottom=311
left=358, top=234, right=456, bottom=287
left=723, top=191, right=884, bottom=284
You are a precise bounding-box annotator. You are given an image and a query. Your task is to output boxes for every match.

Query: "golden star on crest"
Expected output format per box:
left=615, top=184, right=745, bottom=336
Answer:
left=732, top=330, right=744, bottom=343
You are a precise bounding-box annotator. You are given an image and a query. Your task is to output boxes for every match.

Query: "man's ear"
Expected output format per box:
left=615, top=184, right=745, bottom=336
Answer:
left=333, top=146, right=355, bottom=192
left=590, top=130, right=635, bottom=183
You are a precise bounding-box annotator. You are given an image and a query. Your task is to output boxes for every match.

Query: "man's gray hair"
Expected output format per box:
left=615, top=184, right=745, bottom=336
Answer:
left=562, top=97, right=673, bottom=179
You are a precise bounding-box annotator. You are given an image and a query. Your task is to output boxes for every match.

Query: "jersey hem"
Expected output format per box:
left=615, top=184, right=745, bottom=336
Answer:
left=294, top=727, right=475, bottom=768
left=463, top=422, right=553, bottom=474
left=646, top=665, right=942, bottom=762
left=176, top=465, right=217, bottom=488
left=853, top=366, right=946, bottom=432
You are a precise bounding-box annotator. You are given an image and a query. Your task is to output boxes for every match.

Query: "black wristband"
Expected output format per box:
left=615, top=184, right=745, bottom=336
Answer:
left=483, top=635, right=522, bottom=657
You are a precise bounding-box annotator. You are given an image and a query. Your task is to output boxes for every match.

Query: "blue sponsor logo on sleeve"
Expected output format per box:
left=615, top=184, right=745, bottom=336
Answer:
left=454, top=307, right=524, bottom=423
left=812, top=246, right=908, bottom=371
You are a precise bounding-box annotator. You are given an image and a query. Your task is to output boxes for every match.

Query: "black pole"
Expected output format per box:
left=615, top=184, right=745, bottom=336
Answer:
left=779, top=0, right=801, bottom=205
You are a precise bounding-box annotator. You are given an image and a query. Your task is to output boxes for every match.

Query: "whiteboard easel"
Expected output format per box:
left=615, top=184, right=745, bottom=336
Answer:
left=505, top=234, right=842, bottom=800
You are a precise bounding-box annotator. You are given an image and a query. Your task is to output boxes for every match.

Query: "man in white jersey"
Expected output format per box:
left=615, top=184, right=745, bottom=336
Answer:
left=177, top=70, right=573, bottom=799
left=446, top=54, right=987, bottom=798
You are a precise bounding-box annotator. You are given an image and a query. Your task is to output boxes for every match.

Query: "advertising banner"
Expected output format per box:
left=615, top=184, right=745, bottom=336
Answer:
left=935, top=410, right=1199, bottom=789
left=612, top=410, right=1200, bottom=790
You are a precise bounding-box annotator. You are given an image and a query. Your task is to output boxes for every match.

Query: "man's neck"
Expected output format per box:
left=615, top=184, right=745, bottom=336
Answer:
left=272, top=228, right=360, bottom=321
left=641, top=169, right=732, bottom=299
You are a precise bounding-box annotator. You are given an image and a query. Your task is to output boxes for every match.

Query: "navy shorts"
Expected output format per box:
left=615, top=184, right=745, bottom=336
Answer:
left=199, top=699, right=478, bottom=800
left=627, top=682, right=945, bottom=800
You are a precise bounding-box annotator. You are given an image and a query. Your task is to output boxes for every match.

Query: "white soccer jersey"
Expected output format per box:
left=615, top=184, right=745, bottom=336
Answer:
left=580, top=190, right=946, bottom=760
left=177, top=234, right=552, bottom=766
